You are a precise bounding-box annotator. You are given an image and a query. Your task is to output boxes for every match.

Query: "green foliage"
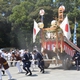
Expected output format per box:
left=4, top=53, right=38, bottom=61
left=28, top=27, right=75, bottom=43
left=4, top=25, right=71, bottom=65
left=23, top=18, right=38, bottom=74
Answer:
left=0, top=0, right=80, bottom=49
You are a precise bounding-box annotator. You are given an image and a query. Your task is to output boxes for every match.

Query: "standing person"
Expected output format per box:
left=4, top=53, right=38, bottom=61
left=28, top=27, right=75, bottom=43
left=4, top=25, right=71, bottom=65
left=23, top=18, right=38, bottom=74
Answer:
left=11, top=52, right=23, bottom=73
left=22, top=50, right=32, bottom=76
left=0, top=50, right=6, bottom=75
left=72, top=51, right=80, bottom=71
left=33, top=46, right=39, bottom=52
left=33, top=50, right=45, bottom=73
left=0, top=51, right=12, bottom=80
left=31, top=52, right=37, bottom=71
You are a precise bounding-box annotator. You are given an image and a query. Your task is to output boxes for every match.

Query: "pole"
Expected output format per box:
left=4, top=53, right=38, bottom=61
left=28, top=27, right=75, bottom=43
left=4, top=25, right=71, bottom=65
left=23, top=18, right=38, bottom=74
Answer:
left=55, top=30, right=59, bottom=53
left=58, top=5, right=65, bottom=53
left=39, top=9, right=45, bottom=51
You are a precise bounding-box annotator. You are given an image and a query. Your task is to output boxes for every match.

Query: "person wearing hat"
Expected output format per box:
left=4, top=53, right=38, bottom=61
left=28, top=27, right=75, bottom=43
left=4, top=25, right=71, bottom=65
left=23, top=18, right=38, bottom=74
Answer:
left=0, top=51, right=12, bottom=80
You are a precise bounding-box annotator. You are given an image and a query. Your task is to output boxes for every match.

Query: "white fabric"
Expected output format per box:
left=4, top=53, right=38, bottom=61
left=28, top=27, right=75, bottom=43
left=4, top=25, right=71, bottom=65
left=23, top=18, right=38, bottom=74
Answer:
left=16, top=61, right=23, bottom=72
left=0, top=69, right=2, bottom=80
left=7, top=53, right=11, bottom=60
left=1, top=52, right=5, bottom=59
left=31, top=54, right=35, bottom=64
left=33, top=20, right=40, bottom=43
left=60, top=15, right=71, bottom=40
left=5, top=69, right=12, bottom=79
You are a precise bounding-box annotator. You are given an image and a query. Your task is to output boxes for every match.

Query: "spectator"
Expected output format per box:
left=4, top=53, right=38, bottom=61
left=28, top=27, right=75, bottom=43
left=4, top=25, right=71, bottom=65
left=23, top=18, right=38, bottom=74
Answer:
left=72, top=51, right=80, bottom=71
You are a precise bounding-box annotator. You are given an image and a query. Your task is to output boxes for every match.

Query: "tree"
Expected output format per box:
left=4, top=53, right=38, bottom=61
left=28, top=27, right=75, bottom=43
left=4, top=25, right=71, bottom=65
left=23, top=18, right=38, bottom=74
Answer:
left=0, top=0, right=80, bottom=49
left=9, top=1, right=35, bottom=49
left=0, top=0, right=21, bottom=48
left=9, top=0, right=56, bottom=49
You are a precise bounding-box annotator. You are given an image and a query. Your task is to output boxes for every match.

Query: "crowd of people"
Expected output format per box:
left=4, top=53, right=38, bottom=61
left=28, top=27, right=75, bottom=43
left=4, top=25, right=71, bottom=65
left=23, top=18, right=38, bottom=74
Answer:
left=0, top=47, right=45, bottom=80
left=1, top=46, right=80, bottom=80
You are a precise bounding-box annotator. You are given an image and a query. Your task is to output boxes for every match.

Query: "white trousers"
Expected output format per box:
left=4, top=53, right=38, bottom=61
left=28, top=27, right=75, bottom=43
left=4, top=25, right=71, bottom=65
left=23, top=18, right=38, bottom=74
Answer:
left=0, top=68, right=12, bottom=80
left=16, top=61, right=23, bottom=73
left=5, top=69, right=12, bottom=79
left=0, top=69, right=2, bottom=80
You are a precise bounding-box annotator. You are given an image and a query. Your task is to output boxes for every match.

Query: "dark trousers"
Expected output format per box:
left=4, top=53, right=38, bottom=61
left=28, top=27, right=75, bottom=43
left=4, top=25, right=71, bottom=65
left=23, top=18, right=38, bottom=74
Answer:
left=75, top=60, right=79, bottom=70
left=38, top=60, right=44, bottom=72
left=23, top=62, right=32, bottom=74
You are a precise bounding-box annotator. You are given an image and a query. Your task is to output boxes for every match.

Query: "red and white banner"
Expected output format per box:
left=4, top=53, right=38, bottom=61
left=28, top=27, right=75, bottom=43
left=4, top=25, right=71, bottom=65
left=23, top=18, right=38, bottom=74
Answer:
left=43, top=41, right=74, bottom=57
left=33, top=20, right=40, bottom=43
left=60, top=16, right=71, bottom=40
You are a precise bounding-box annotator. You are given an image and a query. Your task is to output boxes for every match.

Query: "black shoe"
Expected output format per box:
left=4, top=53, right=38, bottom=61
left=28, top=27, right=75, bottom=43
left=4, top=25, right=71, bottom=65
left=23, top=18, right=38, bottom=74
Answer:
left=27, top=73, right=32, bottom=76
left=2, top=70, right=5, bottom=75
left=42, top=70, right=45, bottom=73
left=40, top=69, right=43, bottom=72
left=25, top=71, right=29, bottom=75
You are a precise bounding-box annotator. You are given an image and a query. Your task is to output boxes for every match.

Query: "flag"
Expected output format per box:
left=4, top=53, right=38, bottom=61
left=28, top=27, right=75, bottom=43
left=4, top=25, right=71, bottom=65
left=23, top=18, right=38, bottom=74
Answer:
left=73, top=22, right=78, bottom=45
left=60, top=15, right=71, bottom=40
left=33, top=20, right=40, bottom=43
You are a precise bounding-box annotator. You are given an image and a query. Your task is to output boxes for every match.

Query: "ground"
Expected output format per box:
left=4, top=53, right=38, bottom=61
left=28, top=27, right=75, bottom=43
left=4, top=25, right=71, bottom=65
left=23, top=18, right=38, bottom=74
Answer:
left=2, top=64, right=80, bottom=80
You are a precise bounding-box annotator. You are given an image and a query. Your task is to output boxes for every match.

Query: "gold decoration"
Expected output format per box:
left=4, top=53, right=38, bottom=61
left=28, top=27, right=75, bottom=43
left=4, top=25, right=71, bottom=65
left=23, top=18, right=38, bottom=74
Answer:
left=38, top=22, right=44, bottom=28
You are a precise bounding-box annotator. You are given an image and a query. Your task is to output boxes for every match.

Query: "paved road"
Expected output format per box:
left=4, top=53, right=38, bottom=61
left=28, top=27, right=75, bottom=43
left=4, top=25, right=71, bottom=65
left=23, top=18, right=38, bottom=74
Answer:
left=2, top=64, right=80, bottom=80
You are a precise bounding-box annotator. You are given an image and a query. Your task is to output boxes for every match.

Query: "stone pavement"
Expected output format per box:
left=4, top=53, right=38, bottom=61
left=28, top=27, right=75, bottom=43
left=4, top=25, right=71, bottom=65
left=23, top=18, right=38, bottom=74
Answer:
left=2, top=64, right=80, bottom=80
